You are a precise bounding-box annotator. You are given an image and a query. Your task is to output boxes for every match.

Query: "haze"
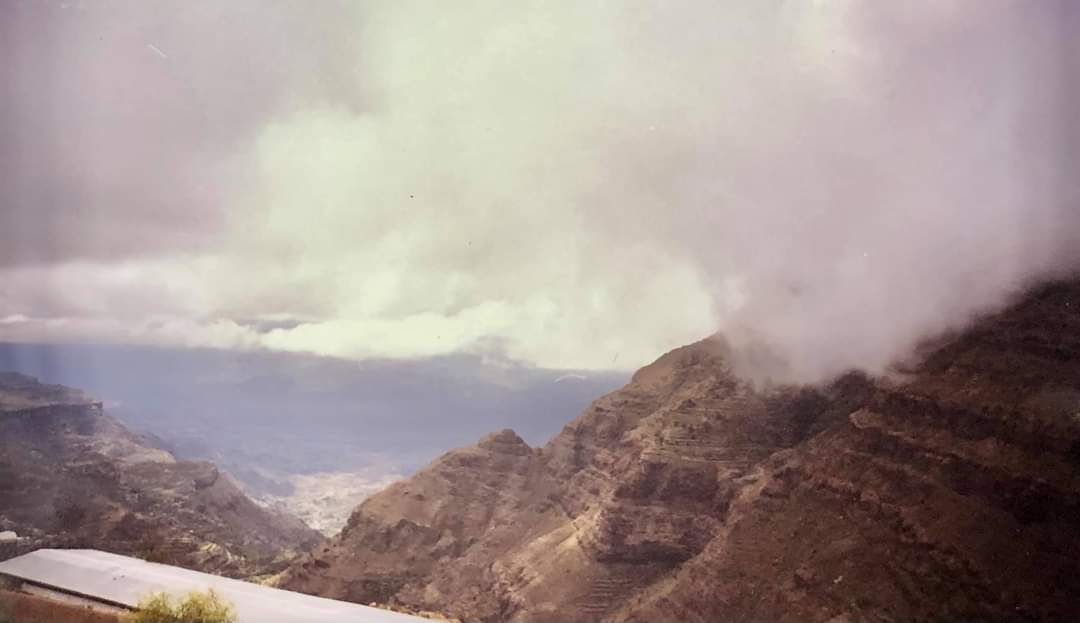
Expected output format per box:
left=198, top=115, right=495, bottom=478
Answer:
left=3, top=1, right=1078, bottom=382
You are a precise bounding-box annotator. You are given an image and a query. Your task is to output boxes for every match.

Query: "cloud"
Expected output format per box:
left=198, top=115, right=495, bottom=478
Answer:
left=554, top=375, right=588, bottom=384
left=0, top=0, right=364, bottom=267
left=1, top=1, right=1077, bottom=378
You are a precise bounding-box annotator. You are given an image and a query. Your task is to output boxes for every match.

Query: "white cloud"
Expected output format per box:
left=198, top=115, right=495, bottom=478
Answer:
left=2, top=1, right=1077, bottom=379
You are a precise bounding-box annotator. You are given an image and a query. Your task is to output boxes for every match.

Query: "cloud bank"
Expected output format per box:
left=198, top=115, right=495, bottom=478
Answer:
left=2, top=1, right=1077, bottom=380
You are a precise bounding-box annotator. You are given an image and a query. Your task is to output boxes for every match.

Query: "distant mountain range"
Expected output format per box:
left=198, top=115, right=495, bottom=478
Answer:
left=0, top=343, right=627, bottom=529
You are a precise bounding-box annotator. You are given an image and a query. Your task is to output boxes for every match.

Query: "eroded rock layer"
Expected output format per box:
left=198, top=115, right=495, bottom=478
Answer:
left=0, top=373, right=322, bottom=577
left=283, top=280, right=1080, bottom=622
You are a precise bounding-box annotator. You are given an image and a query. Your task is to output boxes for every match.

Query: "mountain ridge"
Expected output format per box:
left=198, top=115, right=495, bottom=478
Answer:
left=282, top=278, right=1080, bottom=622
left=0, top=373, right=323, bottom=578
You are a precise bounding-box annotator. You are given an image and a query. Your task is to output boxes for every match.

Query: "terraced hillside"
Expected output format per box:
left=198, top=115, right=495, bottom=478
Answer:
left=282, top=278, right=1080, bottom=622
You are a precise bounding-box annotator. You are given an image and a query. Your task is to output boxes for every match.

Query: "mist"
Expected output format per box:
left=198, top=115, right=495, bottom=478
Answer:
left=2, top=1, right=1077, bottom=382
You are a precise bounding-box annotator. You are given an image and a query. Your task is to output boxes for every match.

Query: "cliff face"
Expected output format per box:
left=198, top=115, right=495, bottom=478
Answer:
left=282, top=279, right=1080, bottom=622
left=0, top=373, right=322, bottom=578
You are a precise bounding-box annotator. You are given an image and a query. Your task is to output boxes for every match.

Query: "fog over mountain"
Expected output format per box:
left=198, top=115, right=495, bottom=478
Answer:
left=4, top=1, right=1077, bottom=382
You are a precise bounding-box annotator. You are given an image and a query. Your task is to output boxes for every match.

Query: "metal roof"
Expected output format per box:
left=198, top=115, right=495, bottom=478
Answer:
left=0, top=549, right=432, bottom=623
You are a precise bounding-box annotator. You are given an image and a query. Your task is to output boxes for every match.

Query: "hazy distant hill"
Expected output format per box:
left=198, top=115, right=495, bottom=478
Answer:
left=283, top=278, right=1080, bottom=622
left=0, top=344, right=627, bottom=532
left=0, top=373, right=322, bottom=577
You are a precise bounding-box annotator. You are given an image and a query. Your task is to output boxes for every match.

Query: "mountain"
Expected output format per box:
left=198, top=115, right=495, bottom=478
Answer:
left=281, top=278, right=1080, bottom=622
left=0, top=343, right=627, bottom=533
left=0, top=373, right=322, bottom=578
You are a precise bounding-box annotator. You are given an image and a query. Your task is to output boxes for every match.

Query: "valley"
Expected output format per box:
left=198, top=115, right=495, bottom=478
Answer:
left=0, top=344, right=626, bottom=538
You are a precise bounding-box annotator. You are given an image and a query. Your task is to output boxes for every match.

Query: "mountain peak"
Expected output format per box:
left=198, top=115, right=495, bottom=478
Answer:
left=629, top=334, right=732, bottom=388
left=476, top=428, right=530, bottom=454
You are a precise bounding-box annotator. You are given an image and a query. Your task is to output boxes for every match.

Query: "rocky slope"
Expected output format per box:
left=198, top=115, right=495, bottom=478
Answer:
left=0, top=373, right=322, bottom=577
left=282, top=278, right=1080, bottom=622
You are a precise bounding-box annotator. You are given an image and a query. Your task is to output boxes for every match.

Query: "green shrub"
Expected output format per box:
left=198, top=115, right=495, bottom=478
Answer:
left=124, top=589, right=235, bottom=623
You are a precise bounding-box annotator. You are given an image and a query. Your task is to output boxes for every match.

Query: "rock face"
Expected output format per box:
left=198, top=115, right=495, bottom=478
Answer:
left=281, top=279, right=1080, bottom=622
left=0, top=373, right=322, bottom=577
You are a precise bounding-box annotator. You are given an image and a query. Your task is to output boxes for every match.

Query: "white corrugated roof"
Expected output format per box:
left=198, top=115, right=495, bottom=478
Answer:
left=0, top=549, right=431, bottom=623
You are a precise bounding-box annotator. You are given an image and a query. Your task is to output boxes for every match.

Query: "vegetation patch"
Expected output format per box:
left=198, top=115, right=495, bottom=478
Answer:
left=124, top=590, right=235, bottom=623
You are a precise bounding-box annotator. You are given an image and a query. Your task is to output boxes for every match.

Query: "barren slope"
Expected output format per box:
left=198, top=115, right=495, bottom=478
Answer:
left=283, top=279, right=1080, bottom=622
left=0, top=373, right=322, bottom=578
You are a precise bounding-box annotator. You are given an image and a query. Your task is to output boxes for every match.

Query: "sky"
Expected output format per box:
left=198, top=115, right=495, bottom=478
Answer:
left=2, top=1, right=1078, bottom=381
